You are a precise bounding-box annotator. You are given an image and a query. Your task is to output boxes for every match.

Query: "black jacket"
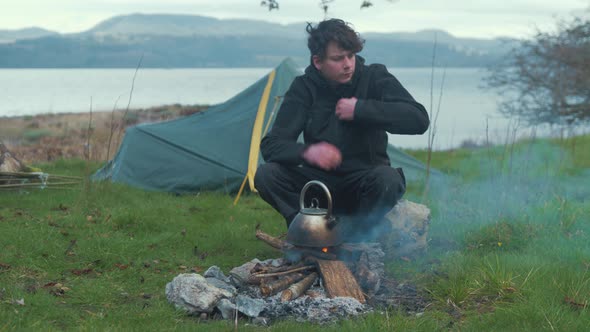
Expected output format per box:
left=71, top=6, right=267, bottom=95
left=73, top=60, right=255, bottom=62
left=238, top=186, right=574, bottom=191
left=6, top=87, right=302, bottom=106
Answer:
left=260, top=56, right=429, bottom=172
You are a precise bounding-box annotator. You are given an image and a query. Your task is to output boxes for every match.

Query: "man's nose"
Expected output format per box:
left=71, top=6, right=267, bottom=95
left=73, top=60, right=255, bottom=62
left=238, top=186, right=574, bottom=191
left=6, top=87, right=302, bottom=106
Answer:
left=343, top=56, right=352, bottom=69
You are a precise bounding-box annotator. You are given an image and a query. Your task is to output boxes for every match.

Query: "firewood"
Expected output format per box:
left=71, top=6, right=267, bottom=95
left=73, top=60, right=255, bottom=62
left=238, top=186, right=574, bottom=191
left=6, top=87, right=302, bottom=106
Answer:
left=252, top=265, right=316, bottom=278
left=266, top=261, right=306, bottom=273
left=314, top=259, right=366, bottom=304
left=260, top=272, right=305, bottom=297
left=281, top=272, right=318, bottom=302
left=255, top=228, right=292, bottom=250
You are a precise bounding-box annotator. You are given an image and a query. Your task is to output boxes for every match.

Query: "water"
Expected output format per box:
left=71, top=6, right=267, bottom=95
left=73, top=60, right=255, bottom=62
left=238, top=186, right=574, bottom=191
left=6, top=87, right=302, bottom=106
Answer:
left=0, top=67, right=516, bottom=149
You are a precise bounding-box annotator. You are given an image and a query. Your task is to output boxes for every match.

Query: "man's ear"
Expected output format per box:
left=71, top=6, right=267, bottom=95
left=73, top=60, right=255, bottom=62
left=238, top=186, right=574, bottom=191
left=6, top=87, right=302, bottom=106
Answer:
left=312, top=55, right=322, bottom=71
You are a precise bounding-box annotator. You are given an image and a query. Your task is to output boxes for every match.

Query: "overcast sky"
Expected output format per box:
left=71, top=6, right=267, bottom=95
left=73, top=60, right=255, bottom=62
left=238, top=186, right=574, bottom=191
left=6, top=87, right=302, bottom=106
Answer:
left=2, top=0, right=588, bottom=38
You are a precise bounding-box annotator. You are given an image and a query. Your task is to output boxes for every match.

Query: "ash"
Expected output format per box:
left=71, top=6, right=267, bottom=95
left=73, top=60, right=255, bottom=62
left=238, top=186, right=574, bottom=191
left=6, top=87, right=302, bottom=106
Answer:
left=262, top=286, right=370, bottom=323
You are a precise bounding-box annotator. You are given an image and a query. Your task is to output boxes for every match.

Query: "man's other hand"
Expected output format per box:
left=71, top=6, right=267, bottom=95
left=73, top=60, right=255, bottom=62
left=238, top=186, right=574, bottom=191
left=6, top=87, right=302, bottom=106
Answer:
left=335, top=97, right=357, bottom=121
left=302, top=142, right=342, bottom=171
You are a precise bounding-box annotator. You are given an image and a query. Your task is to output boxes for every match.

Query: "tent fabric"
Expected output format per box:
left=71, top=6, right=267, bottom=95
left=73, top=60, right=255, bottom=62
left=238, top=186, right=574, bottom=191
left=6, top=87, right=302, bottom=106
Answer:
left=93, top=58, right=441, bottom=194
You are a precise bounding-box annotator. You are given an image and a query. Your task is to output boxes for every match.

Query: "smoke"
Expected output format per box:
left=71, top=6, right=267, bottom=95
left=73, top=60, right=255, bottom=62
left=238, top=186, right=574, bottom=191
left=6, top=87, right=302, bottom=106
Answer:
left=426, top=140, right=590, bottom=245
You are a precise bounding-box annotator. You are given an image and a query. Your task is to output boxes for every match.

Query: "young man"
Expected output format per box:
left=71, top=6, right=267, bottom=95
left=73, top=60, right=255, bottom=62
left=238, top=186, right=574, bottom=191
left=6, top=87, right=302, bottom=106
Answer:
left=254, top=19, right=429, bottom=241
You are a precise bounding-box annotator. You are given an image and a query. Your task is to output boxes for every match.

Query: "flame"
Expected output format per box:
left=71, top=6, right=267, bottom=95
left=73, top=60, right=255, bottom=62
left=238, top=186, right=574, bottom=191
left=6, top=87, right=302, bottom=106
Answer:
left=322, top=247, right=328, bottom=253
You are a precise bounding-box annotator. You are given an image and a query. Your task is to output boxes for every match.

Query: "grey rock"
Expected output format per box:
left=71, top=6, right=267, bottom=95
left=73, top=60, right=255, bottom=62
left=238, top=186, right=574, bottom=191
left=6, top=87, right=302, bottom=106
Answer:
left=204, top=265, right=230, bottom=282
left=236, top=294, right=266, bottom=318
left=165, top=273, right=233, bottom=314
left=216, top=298, right=236, bottom=320
left=206, top=277, right=237, bottom=295
left=228, top=258, right=261, bottom=287
left=382, top=199, right=431, bottom=257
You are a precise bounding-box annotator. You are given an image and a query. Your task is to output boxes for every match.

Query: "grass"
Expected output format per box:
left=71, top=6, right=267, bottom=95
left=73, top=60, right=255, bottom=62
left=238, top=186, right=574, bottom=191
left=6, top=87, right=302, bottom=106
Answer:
left=1, top=134, right=589, bottom=330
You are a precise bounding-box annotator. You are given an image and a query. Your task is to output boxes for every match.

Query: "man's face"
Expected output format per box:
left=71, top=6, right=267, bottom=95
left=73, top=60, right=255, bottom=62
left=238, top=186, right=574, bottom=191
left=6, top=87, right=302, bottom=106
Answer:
left=312, top=41, right=356, bottom=84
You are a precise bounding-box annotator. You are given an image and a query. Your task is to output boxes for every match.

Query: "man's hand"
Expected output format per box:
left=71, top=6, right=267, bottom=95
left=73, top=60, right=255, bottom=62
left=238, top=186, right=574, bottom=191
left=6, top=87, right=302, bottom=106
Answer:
left=302, top=142, right=342, bottom=171
left=335, top=97, right=357, bottom=121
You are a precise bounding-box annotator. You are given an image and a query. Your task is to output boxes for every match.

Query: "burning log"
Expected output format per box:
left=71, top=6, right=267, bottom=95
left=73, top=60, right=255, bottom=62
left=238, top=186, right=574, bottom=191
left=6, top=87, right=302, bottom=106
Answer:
left=281, top=272, right=318, bottom=302
left=314, top=259, right=366, bottom=304
left=260, top=272, right=305, bottom=297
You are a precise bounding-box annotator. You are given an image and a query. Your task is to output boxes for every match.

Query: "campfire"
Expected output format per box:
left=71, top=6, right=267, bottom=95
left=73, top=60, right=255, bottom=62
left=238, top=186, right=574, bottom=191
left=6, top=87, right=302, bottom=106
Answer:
left=255, top=227, right=381, bottom=303
left=165, top=199, right=431, bottom=324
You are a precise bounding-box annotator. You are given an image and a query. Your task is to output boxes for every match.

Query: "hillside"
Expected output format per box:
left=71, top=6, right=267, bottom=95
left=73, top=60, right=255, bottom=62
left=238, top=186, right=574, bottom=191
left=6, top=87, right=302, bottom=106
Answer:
left=0, top=14, right=515, bottom=68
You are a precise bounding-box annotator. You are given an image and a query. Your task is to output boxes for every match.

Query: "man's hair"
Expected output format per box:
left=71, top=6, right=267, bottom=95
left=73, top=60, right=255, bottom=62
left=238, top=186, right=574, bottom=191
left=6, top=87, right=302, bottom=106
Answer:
left=306, top=19, right=364, bottom=59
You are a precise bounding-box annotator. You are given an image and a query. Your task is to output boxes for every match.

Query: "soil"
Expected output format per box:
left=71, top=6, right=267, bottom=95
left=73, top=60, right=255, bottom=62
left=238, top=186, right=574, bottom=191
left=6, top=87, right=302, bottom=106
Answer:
left=0, top=104, right=208, bottom=164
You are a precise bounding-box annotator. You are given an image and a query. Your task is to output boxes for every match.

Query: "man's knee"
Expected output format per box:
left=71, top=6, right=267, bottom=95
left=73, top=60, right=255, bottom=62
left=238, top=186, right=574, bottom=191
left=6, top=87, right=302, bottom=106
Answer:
left=254, top=162, right=283, bottom=194
left=365, top=166, right=406, bottom=201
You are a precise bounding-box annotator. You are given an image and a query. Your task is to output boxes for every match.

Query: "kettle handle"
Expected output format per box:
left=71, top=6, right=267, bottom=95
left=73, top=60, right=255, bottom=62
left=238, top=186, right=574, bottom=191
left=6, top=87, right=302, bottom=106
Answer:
left=299, top=180, right=333, bottom=217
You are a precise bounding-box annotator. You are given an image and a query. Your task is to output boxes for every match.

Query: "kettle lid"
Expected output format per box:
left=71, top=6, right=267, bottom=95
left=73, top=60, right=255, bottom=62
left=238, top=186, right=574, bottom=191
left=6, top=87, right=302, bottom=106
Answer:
left=299, top=207, right=328, bottom=216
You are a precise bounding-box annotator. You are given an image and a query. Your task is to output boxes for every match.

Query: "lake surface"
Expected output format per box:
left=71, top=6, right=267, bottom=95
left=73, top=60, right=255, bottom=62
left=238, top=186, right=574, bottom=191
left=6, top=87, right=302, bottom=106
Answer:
left=0, top=67, right=517, bottom=149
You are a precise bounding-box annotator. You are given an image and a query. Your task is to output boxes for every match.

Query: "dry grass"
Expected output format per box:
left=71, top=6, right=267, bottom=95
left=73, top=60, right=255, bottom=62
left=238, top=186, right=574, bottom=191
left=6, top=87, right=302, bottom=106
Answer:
left=0, top=104, right=208, bottom=164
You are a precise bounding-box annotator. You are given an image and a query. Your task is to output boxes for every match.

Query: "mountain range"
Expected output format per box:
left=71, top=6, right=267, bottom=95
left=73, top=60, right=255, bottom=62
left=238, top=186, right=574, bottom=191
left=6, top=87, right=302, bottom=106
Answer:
left=0, top=14, right=517, bottom=68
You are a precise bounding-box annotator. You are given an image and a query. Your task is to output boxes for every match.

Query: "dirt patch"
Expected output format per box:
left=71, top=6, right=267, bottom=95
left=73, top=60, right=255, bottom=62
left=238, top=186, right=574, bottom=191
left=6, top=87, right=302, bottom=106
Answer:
left=1, top=104, right=208, bottom=164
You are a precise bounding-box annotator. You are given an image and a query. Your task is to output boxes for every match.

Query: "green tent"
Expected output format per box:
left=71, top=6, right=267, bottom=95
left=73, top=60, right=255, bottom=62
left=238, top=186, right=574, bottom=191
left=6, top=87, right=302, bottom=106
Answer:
left=93, top=58, right=439, bottom=195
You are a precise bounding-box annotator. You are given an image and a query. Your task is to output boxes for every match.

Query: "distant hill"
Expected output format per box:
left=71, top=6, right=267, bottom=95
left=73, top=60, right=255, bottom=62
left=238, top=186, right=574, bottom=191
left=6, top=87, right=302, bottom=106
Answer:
left=79, top=13, right=306, bottom=38
left=0, top=14, right=517, bottom=68
left=0, top=27, right=58, bottom=43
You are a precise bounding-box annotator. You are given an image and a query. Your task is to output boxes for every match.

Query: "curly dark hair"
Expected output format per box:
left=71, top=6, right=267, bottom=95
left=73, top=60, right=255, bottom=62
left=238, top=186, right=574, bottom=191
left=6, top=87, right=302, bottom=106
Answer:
left=306, top=19, right=365, bottom=59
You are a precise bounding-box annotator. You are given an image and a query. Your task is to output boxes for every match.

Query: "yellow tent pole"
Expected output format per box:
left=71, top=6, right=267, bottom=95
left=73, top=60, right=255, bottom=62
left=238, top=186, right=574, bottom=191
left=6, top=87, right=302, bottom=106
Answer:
left=233, top=175, right=249, bottom=206
left=233, top=69, right=276, bottom=205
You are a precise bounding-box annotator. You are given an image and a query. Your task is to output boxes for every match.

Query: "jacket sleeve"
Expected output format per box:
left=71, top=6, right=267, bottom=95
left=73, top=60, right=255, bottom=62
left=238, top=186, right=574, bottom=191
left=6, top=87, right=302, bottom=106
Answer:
left=353, top=64, right=430, bottom=135
left=260, top=77, right=309, bottom=165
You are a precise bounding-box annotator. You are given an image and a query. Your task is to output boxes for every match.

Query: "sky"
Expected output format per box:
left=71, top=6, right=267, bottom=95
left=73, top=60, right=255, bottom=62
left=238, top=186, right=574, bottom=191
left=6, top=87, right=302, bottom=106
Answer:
left=1, top=0, right=588, bottom=39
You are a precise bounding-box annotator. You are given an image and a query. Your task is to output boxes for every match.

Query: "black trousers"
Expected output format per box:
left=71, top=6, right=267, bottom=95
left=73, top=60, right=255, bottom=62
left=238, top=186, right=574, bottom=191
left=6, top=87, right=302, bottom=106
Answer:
left=254, top=162, right=406, bottom=241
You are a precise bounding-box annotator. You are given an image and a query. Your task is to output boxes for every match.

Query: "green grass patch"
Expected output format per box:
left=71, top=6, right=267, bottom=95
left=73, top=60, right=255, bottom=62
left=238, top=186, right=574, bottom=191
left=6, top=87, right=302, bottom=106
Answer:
left=1, top=133, right=590, bottom=330
left=22, top=129, right=53, bottom=143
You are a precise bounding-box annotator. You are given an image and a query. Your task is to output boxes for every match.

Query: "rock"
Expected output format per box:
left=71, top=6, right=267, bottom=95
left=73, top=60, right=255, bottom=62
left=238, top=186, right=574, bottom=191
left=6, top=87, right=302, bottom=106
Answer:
left=0, top=143, right=25, bottom=173
left=216, top=298, right=236, bottom=320
left=165, top=273, right=233, bottom=314
left=235, top=294, right=266, bottom=318
left=204, top=265, right=230, bottom=282
left=206, top=277, right=237, bottom=295
left=228, top=259, right=261, bottom=287
left=381, top=199, right=430, bottom=258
